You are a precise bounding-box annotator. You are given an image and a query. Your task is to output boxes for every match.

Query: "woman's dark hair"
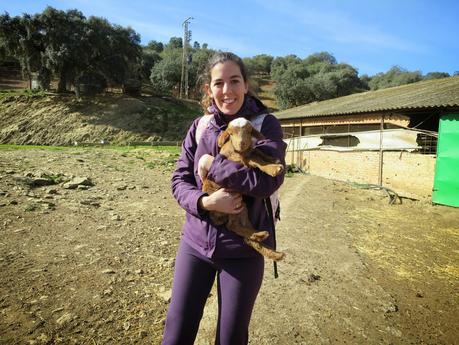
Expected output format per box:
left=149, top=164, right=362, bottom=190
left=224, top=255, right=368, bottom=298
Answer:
left=199, top=52, right=256, bottom=113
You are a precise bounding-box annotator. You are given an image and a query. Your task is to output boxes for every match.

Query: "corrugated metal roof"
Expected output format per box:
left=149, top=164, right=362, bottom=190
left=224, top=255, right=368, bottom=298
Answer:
left=274, top=76, right=459, bottom=120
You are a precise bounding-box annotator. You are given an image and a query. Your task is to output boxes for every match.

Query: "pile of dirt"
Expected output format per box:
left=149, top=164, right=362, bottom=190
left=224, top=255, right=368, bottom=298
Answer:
left=0, top=93, right=201, bottom=145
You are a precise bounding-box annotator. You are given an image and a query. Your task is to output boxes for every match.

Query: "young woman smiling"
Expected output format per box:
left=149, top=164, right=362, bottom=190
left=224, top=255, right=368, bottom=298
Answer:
left=206, top=58, right=249, bottom=115
left=161, top=52, right=286, bottom=345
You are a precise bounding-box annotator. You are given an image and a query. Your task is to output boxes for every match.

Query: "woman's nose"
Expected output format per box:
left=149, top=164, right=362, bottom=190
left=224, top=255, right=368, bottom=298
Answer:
left=222, top=82, right=231, bottom=94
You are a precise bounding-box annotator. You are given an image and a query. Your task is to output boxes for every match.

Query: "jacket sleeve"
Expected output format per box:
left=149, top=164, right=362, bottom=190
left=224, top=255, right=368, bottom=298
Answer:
left=206, top=114, right=287, bottom=198
left=171, top=118, right=208, bottom=217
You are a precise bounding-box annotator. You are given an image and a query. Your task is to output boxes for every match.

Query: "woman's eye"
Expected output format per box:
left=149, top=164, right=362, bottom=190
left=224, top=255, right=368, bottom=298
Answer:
left=231, top=79, right=240, bottom=84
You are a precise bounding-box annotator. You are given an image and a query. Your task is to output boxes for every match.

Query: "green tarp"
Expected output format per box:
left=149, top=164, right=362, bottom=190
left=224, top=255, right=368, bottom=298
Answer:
left=433, top=114, right=459, bottom=207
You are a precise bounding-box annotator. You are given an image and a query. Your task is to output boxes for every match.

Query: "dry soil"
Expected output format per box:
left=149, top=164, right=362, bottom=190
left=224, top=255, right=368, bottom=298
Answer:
left=0, top=147, right=458, bottom=345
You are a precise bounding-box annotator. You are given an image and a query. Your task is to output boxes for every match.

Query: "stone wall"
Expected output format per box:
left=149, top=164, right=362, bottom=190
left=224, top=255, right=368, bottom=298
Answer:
left=287, top=149, right=436, bottom=199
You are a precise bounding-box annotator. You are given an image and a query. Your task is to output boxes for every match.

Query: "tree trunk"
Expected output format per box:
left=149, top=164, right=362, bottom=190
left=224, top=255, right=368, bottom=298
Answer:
left=74, top=83, right=80, bottom=98
left=58, top=68, right=67, bottom=93
left=38, top=70, right=51, bottom=90
left=74, top=75, right=80, bottom=99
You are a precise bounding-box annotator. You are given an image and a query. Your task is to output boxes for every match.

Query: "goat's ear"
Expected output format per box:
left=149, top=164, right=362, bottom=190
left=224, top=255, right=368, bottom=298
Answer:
left=217, top=130, right=231, bottom=147
left=251, top=127, right=265, bottom=141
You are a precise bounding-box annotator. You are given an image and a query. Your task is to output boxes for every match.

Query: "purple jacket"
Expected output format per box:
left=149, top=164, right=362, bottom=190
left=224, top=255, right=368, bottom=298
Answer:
left=171, top=111, right=286, bottom=258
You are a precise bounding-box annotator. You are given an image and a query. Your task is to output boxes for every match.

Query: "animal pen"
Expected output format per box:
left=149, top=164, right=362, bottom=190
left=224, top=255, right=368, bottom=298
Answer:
left=275, top=76, right=459, bottom=204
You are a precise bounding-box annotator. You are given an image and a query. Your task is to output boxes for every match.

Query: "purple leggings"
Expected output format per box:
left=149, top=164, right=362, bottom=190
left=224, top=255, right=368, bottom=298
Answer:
left=161, top=240, right=264, bottom=345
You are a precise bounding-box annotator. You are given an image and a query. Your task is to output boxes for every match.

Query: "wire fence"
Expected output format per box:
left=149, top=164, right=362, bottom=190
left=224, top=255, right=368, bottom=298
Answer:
left=72, top=141, right=182, bottom=147
left=416, top=133, right=437, bottom=154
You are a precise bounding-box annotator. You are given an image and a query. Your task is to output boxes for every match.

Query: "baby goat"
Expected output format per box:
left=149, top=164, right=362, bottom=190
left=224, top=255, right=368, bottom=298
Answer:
left=202, top=118, right=285, bottom=261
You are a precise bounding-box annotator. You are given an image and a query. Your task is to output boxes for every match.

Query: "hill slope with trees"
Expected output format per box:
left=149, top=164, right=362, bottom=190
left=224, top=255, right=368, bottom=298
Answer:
left=1, top=6, right=456, bottom=146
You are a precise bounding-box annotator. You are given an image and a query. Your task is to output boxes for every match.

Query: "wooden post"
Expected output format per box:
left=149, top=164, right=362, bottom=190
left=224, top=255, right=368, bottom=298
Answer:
left=291, top=123, right=295, bottom=165
left=298, top=120, right=303, bottom=167
left=378, top=115, right=385, bottom=186
left=347, top=124, right=350, bottom=147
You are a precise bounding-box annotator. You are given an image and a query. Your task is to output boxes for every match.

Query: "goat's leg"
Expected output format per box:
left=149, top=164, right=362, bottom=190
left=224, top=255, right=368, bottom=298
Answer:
left=202, top=178, right=220, bottom=194
left=202, top=179, right=228, bottom=225
left=210, top=211, right=228, bottom=226
left=244, top=238, right=285, bottom=261
left=244, top=152, right=284, bottom=177
left=252, top=148, right=281, bottom=164
left=226, top=208, right=269, bottom=242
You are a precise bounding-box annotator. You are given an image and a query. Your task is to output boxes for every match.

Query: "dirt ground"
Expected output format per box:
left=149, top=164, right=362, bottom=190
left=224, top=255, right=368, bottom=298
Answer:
left=0, top=147, right=458, bottom=345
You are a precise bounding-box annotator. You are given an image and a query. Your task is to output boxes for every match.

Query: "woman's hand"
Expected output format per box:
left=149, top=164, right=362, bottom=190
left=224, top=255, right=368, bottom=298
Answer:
left=199, top=188, right=243, bottom=214
left=198, top=154, right=215, bottom=181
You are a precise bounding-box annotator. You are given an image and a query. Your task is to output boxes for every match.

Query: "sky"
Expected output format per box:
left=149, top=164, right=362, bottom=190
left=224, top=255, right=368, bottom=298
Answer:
left=3, top=0, right=458, bottom=76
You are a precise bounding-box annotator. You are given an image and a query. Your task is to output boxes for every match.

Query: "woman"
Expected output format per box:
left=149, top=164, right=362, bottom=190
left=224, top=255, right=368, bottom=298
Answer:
left=162, top=52, right=286, bottom=345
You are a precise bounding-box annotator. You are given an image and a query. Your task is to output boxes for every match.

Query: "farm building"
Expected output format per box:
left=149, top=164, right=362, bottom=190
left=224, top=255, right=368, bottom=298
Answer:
left=274, top=76, right=459, bottom=206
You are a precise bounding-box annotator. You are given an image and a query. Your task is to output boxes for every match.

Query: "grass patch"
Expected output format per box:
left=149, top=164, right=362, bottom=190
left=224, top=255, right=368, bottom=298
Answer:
left=0, top=144, right=181, bottom=154
left=24, top=203, right=40, bottom=212
left=0, top=144, right=70, bottom=151
left=0, top=144, right=181, bottom=171
left=0, top=89, right=47, bottom=100
left=149, top=146, right=181, bottom=154
left=145, top=153, right=180, bottom=170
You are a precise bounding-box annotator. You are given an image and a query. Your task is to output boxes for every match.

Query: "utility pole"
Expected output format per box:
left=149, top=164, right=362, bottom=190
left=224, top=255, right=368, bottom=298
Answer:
left=180, top=17, right=193, bottom=99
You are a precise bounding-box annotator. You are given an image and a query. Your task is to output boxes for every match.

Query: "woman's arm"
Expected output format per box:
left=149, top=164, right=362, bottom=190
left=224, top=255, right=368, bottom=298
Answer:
left=171, top=118, right=208, bottom=218
left=199, top=188, right=244, bottom=214
left=171, top=118, right=246, bottom=217
left=206, top=115, right=287, bottom=198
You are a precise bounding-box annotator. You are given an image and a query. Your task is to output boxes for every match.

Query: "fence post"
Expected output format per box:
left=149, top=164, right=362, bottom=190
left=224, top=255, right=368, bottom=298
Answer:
left=378, top=115, right=385, bottom=186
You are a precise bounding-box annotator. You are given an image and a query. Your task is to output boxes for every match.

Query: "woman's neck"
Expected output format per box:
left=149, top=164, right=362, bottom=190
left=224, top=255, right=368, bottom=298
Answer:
left=209, top=95, right=266, bottom=124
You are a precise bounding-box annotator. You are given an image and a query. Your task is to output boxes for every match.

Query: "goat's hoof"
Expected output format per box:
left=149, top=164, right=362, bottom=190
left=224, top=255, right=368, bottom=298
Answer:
left=272, top=251, right=286, bottom=261
left=250, top=231, right=269, bottom=242
left=266, top=164, right=284, bottom=177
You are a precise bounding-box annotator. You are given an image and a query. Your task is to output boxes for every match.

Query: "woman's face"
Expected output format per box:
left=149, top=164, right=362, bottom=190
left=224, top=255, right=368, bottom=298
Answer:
left=206, top=61, right=248, bottom=115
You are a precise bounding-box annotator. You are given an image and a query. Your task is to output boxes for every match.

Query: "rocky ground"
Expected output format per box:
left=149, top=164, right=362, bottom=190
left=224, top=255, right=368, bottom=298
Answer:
left=0, top=147, right=458, bottom=345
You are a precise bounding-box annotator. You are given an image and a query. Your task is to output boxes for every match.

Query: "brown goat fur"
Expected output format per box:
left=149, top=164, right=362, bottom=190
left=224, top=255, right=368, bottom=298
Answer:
left=202, top=118, right=285, bottom=261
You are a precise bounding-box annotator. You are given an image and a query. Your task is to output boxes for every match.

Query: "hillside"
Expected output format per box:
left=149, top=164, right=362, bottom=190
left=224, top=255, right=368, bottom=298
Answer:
left=254, top=75, right=278, bottom=111
left=0, top=92, right=201, bottom=145
left=0, top=72, right=279, bottom=147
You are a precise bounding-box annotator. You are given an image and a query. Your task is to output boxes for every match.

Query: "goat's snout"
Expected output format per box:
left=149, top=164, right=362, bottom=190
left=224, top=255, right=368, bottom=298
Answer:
left=235, top=137, right=249, bottom=151
left=231, top=132, right=253, bottom=153
left=225, top=119, right=254, bottom=153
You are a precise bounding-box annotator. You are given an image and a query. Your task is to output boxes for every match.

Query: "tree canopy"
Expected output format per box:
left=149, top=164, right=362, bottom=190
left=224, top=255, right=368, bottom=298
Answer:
left=243, top=54, right=274, bottom=75
left=271, top=52, right=365, bottom=109
left=0, top=7, right=452, bottom=104
left=149, top=38, right=215, bottom=96
left=0, top=7, right=141, bottom=93
left=367, top=66, right=423, bottom=90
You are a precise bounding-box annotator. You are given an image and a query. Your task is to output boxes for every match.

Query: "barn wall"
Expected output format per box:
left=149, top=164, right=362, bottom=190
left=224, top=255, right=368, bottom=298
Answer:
left=287, top=150, right=436, bottom=199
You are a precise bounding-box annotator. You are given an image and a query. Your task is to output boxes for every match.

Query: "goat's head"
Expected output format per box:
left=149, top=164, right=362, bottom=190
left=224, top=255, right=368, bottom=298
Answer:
left=218, top=118, right=265, bottom=153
